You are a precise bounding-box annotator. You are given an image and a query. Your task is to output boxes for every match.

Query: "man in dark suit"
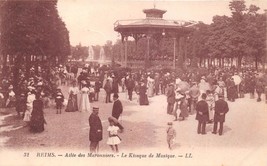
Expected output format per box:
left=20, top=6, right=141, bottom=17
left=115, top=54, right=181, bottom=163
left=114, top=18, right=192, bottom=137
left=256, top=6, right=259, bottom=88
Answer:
left=89, top=106, right=103, bottom=153
left=112, top=93, right=124, bottom=131
left=196, top=93, right=209, bottom=135
left=212, top=94, right=229, bottom=136
left=126, top=76, right=135, bottom=101
left=166, top=83, right=176, bottom=115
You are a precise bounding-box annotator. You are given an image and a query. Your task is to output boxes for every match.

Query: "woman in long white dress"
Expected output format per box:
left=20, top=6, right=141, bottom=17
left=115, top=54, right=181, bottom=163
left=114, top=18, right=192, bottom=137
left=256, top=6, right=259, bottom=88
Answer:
left=79, top=82, right=91, bottom=112
left=147, top=76, right=155, bottom=97
left=23, top=87, right=36, bottom=124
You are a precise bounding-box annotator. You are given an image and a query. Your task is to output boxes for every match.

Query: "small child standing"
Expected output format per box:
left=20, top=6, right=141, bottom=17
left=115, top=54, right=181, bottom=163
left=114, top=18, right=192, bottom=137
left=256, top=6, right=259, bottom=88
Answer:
left=55, top=89, right=64, bottom=114
left=107, top=117, right=121, bottom=153
left=167, top=122, right=176, bottom=150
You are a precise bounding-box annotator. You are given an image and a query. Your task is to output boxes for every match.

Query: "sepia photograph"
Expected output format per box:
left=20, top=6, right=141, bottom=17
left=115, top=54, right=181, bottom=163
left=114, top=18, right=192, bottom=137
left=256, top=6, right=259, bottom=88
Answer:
left=0, top=0, right=267, bottom=165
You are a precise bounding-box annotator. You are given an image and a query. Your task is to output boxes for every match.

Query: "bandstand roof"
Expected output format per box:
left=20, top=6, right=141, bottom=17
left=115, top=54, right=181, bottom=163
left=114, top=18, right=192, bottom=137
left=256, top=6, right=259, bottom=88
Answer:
left=114, top=8, right=197, bottom=35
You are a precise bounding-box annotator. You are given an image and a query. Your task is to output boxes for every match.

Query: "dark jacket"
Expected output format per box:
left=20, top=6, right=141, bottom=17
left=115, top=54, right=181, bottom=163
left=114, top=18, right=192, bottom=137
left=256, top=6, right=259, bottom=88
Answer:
left=104, top=81, right=112, bottom=93
left=95, top=80, right=102, bottom=93
left=112, top=99, right=123, bottom=119
left=89, top=113, right=103, bottom=142
left=195, top=100, right=209, bottom=122
left=126, top=79, right=135, bottom=91
left=214, top=99, right=229, bottom=122
left=255, top=80, right=264, bottom=93
left=112, top=79, right=119, bottom=94
left=166, top=87, right=175, bottom=104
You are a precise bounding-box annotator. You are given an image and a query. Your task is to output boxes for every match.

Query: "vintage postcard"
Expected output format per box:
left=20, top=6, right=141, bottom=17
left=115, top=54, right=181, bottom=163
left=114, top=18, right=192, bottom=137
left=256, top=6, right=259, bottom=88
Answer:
left=0, top=0, right=267, bottom=165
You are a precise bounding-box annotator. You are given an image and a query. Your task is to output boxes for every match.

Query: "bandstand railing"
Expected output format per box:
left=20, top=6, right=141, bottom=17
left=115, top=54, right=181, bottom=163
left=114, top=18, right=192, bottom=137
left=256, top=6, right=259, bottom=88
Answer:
left=114, top=19, right=197, bottom=29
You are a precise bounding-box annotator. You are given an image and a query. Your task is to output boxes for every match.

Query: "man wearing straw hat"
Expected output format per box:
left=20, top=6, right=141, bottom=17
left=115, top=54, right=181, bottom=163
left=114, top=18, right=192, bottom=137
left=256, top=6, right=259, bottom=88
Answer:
left=89, top=106, right=103, bottom=153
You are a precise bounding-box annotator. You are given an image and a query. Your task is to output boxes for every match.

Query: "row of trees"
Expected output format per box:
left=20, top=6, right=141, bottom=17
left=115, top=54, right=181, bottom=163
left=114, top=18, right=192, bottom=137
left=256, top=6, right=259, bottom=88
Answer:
left=0, top=0, right=70, bottom=77
left=0, top=0, right=70, bottom=93
left=186, top=0, right=266, bottom=69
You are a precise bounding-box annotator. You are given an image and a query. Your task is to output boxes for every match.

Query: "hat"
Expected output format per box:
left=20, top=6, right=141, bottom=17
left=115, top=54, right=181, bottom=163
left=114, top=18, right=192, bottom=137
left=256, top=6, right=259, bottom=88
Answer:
left=167, top=122, right=173, bottom=126
left=8, top=85, right=13, bottom=90
left=92, top=106, right=99, bottom=111
left=169, top=83, right=174, bottom=87
left=108, top=116, right=118, bottom=123
left=81, top=80, right=87, bottom=85
left=27, top=86, right=35, bottom=90
left=218, top=94, right=224, bottom=98
left=37, top=82, right=43, bottom=86
left=113, top=93, right=119, bottom=98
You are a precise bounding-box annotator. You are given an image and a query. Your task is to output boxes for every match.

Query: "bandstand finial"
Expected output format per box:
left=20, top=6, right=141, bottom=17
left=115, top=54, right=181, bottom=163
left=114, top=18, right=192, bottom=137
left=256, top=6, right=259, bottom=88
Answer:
left=153, top=0, right=156, bottom=8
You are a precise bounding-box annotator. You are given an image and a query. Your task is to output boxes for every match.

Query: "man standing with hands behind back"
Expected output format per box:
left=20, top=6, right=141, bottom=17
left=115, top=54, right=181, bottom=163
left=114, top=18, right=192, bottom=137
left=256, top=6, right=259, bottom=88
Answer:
left=212, top=94, right=229, bottom=136
left=112, top=93, right=124, bottom=132
left=195, top=93, right=209, bottom=135
left=89, top=106, right=103, bottom=153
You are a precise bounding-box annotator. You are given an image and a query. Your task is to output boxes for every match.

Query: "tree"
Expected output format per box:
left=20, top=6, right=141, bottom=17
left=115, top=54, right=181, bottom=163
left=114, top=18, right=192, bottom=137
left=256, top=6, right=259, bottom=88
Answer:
left=0, top=0, right=70, bottom=90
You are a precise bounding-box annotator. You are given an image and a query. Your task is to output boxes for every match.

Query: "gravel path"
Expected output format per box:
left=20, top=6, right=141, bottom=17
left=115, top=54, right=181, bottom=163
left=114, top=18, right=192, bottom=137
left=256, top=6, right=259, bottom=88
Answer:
left=0, top=86, right=267, bottom=165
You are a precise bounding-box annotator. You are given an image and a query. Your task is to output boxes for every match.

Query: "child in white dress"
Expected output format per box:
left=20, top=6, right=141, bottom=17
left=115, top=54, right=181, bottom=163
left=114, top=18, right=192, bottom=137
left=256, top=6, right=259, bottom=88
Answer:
left=107, top=117, right=121, bottom=153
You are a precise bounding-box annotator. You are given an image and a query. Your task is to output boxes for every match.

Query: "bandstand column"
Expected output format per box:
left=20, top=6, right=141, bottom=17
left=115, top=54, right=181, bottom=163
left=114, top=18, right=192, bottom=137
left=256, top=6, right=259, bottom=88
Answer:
left=173, top=37, right=176, bottom=70
left=124, top=37, right=128, bottom=67
left=146, top=35, right=151, bottom=69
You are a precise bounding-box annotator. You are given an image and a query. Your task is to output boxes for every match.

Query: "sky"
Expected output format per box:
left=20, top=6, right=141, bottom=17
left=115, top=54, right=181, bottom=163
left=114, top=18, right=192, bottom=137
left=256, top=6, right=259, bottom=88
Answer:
left=57, top=0, right=267, bottom=46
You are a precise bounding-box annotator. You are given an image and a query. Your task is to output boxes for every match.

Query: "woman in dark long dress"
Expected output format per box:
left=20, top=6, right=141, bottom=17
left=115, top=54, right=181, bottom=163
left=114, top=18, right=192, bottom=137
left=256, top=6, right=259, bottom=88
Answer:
left=65, top=81, right=79, bottom=112
left=139, top=81, right=149, bottom=105
left=30, top=94, right=46, bottom=133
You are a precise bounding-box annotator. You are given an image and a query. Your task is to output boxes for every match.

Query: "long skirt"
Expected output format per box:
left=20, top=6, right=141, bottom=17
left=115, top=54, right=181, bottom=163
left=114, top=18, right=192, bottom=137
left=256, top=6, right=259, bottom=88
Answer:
left=79, top=94, right=91, bottom=112
left=139, top=94, right=149, bottom=105
left=23, top=106, right=32, bottom=122
left=65, top=94, right=78, bottom=112
left=30, top=116, right=45, bottom=133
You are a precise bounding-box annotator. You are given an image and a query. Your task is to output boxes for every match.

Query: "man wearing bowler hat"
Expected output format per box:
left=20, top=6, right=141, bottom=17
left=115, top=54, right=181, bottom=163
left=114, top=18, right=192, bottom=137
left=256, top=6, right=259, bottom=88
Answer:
left=89, top=106, right=103, bottom=152
left=195, top=93, right=209, bottom=135
left=212, top=94, right=229, bottom=136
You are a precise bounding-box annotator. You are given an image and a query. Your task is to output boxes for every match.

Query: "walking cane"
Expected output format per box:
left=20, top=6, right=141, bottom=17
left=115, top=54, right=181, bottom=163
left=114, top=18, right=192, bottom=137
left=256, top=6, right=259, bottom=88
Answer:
left=96, top=142, right=99, bottom=153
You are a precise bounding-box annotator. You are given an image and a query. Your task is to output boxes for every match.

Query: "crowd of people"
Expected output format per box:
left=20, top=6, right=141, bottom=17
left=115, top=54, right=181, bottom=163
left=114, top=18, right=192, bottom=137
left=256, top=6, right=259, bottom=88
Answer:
left=1, top=62, right=267, bottom=151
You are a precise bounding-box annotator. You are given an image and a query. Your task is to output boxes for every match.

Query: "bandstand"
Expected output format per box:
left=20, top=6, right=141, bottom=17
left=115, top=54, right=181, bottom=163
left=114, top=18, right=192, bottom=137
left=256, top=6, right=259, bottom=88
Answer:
left=114, top=7, right=197, bottom=69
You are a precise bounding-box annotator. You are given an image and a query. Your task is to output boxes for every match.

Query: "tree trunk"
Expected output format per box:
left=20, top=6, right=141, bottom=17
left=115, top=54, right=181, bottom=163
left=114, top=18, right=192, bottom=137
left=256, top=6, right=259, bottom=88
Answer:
left=25, top=55, right=31, bottom=80
left=255, top=56, right=258, bottom=70
left=208, top=58, right=211, bottom=68
left=199, top=57, right=202, bottom=67
left=3, top=54, right=8, bottom=77
left=237, top=56, right=242, bottom=70
left=35, top=55, right=39, bottom=76
left=13, top=54, right=21, bottom=94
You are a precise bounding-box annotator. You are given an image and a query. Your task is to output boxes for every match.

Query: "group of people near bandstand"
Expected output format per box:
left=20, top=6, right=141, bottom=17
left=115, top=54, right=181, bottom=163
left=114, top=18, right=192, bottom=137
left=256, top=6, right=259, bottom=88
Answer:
left=1, top=61, right=267, bottom=152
